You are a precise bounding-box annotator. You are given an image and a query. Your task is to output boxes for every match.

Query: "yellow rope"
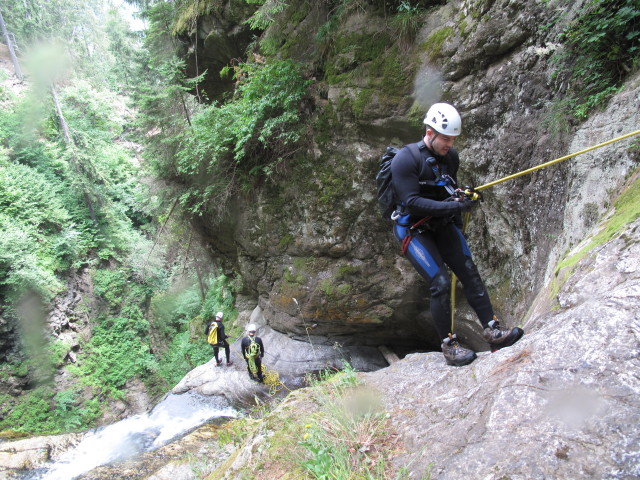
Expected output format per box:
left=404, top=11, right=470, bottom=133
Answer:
left=476, top=129, right=640, bottom=191
left=449, top=129, right=640, bottom=333
left=261, top=363, right=292, bottom=395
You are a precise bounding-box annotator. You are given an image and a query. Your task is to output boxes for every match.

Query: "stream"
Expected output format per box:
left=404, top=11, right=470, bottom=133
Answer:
left=25, top=391, right=237, bottom=480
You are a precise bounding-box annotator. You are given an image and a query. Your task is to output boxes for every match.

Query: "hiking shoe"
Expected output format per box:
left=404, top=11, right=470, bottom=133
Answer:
left=483, top=317, right=524, bottom=352
left=441, top=334, right=477, bottom=366
left=215, top=360, right=222, bottom=367
left=226, top=361, right=233, bottom=366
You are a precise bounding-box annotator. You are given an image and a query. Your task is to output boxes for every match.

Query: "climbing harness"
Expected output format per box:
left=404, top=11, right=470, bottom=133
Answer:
left=448, top=129, right=640, bottom=333
left=395, top=155, right=459, bottom=256
left=399, top=216, right=431, bottom=255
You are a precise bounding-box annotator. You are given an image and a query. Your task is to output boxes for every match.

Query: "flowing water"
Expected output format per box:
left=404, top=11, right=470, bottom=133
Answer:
left=25, top=391, right=237, bottom=480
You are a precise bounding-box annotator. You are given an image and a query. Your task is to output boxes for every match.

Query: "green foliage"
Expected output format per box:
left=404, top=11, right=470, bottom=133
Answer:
left=151, top=278, right=203, bottom=338
left=0, top=67, right=157, bottom=303
left=76, top=314, right=156, bottom=398
left=0, top=0, right=141, bottom=87
left=48, top=339, right=73, bottom=368
left=0, top=386, right=101, bottom=434
left=92, top=269, right=130, bottom=308
left=390, top=1, right=424, bottom=47
left=150, top=271, right=240, bottom=393
left=244, top=0, right=288, bottom=30
left=0, top=157, right=68, bottom=299
left=154, top=330, right=211, bottom=392
left=558, top=0, right=640, bottom=119
left=300, top=364, right=393, bottom=479
left=200, top=272, right=238, bottom=321
left=419, top=25, right=454, bottom=61
left=171, top=59, right=310, bottom=215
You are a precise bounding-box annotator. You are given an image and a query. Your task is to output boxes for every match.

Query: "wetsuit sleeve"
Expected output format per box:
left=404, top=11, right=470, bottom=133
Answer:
left=391, top=146, right=463, bottom=218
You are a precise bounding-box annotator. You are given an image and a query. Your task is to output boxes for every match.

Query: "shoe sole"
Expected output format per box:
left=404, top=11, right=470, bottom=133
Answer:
left=445, top=351, right=477, bottom=366
left=490, top=327, right=524, bottom=353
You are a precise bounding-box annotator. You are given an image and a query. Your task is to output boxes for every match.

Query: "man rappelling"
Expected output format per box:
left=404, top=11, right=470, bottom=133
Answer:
left=389, top=103, right=524, bottom=366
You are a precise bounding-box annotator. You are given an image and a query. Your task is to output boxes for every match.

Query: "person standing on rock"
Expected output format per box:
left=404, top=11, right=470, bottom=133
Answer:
left=240, top=324, right=264, bottom=383
left=390, top=102, right=524, bottom=366
left=205, top=312, right=233, bottom=367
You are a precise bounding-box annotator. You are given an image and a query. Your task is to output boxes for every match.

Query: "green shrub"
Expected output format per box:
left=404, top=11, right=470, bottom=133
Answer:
left=154, top=330, right=211, bottom=392
left=92, top=268, right=129, bottom=308
left=390, top=0, right=424, bottom=47
left=173, top=59, right=311, bottom=215
left=0, top=386, right=101, bottom=434
left=76, top=315, right=156, bottom=398
left=559, top=0, right=640, bottom=119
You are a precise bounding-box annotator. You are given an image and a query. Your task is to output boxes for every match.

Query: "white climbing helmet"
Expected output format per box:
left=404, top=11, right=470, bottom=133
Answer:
left=423, top=103, right=462, bottom=136
left=246, top=324, right=257, bottom=333
left=216, top=311, right=224, bottom=319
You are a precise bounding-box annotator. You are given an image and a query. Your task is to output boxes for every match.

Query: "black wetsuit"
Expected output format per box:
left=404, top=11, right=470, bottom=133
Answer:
left=390, top=140, right=495, bottom=339
left=241, top=335, right=264, bottom=381
left=205, top=320, right=230, bottom=364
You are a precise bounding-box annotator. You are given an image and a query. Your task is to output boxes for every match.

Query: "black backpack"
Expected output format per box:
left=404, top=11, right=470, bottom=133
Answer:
left=375, top=143, right=421, bottom=220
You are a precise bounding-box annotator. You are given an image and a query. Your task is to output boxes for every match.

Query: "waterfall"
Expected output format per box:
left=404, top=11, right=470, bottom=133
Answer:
left=28, top=391, right=237, bottom=480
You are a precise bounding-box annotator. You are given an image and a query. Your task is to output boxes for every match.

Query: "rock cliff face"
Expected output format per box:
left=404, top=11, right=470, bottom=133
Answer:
left=186, top=0, right=640, bottom=360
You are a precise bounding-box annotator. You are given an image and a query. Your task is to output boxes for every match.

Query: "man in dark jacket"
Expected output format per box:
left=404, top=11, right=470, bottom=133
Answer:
left=390, top=102, right=524, bottom=366
left=205, top=311, right=232, bottom=366
left=240, top=324, right=264, bottom=382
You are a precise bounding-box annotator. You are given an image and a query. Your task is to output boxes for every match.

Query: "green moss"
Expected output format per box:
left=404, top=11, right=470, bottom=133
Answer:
left=317, top=167, right=351, bottom=204
left=325, top=32, right=391, bottom=83
left=336, top=265, right=360, bottom=280
left=292, top=257, right=307, bottom=270
left=419, top=26, right=454, bottom=61
left=353, top=88, right=374, bottom=119
left=551, top=171, right=640, bottom=295
left=313, top=102, right=339, bottom=146
left=283, top=269, right=306, bottom=286
left=173, top=0, right=225, bottom=35
left=336, top=94, right=355, bottom=117
left=320, top=278, right=334, bottom=296
left=459, top=18, right=469, bottom=37
left=278, top=234, right=294, bottom=249
left=380, top=49, right=407, bottom=94
left=270, top=1, right=314, bottom=59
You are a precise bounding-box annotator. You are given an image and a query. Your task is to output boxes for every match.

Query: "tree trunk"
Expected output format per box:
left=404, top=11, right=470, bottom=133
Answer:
left=50, top=86, right=72, bottom=144
left=0, top=9, right=24, bottom=81
left=51, top=84, right=98, bottom=223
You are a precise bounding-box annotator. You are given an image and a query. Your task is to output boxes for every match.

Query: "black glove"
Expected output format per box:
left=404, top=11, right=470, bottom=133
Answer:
left=458, top=198, right=478, bottom=212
